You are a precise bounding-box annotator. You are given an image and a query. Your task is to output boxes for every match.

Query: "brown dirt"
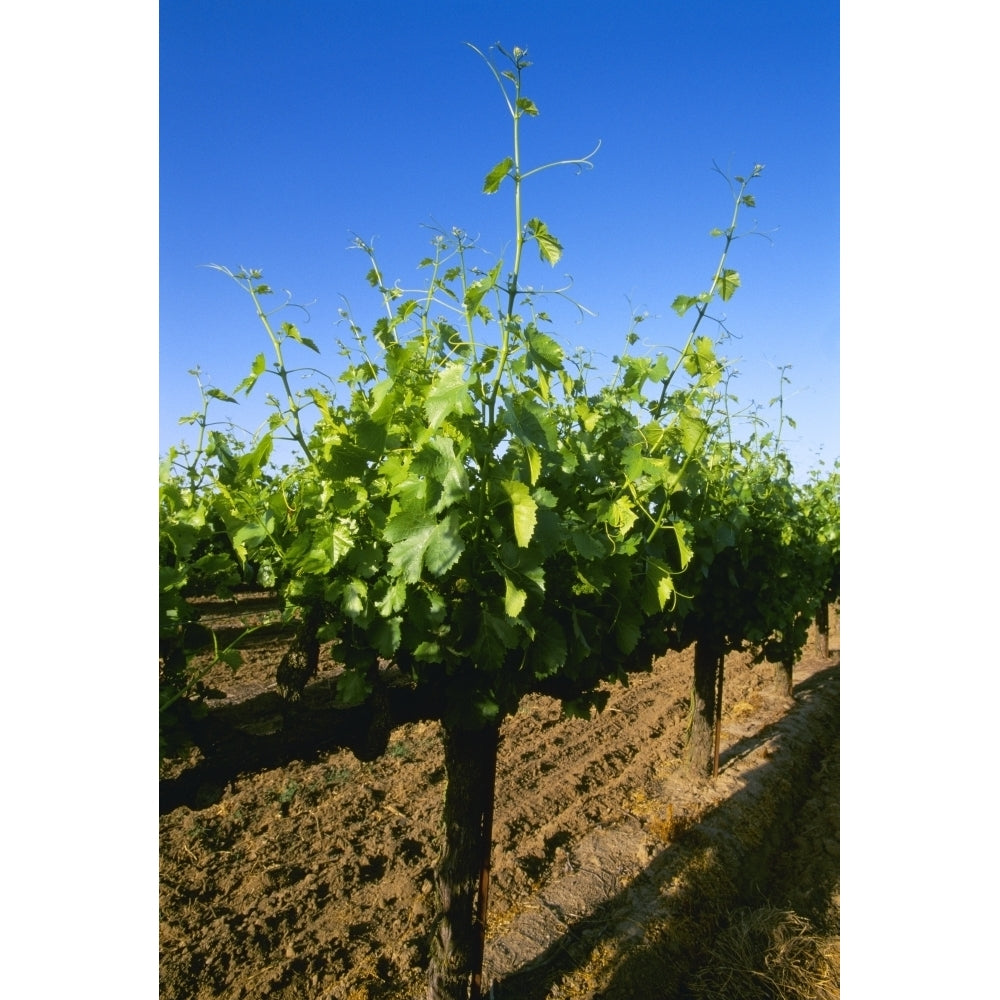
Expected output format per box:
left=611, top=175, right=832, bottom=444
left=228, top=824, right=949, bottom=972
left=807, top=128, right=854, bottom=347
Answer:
left=160, top=601, right=839, bottom=999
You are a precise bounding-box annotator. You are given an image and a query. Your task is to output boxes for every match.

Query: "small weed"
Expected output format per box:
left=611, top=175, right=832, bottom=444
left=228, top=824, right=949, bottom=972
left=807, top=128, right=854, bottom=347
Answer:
left=388, top=741, right=413, bottom=761
left=324, top=765, right=353, bottom=786
left=276, top=780, right=299, bottom=816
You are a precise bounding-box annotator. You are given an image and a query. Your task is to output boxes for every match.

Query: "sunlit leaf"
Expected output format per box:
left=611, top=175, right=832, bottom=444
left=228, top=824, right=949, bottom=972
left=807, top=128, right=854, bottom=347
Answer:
left=526, top=218, right=562, bottom=266
left=282, top=323, right=321, bottom=354
left=502, top=480, right=538, bottom=548
left=483, top=157, right=513, bottom=194
left=385, top=509, right=464, bottom=582
left=464, top=262, right=502, bottom=313
left=341, top=578, right=367, bottom=619
left=504, top=577, right=527, bottom=617
left=517, top=443, right=541, bottom=485
left=671, top=294, right=698, bottom=317
left=425, top=362, right=475, bottom=430
left=717, top=268, right=740, bottom=302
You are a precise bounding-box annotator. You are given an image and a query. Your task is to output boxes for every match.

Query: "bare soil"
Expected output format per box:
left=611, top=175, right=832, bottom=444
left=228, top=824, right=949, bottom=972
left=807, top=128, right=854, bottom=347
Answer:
left=159, top=600, right=839, bottom=999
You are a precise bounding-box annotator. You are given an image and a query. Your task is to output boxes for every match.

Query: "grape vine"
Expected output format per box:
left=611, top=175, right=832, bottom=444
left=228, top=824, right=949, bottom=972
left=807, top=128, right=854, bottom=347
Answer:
left=159, top=42, right=839, bottom=1000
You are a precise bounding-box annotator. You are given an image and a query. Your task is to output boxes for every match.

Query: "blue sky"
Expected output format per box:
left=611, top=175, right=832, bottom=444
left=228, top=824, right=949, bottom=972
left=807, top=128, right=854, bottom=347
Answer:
left=161, top=0, right=839, bottom=476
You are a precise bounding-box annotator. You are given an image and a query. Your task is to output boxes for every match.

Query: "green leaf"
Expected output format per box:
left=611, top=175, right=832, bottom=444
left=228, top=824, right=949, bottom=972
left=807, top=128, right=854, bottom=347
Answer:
left=483, top=157, right=513, bottom=194
left=671, top=294, right=699, bottom=317
left=504, top=577, right=528, bottom=618
left=501, top=395, right=558, bottom=450
left=336, top=669, right=370, bottom=706
left=232, top=521, right=269, bottom=562
left=425, top=362, right=474, bottom=430
left=233, top=374, right=259, bottom=398
left=642, top=557, right=675, bottom=613
left=282, top=323, right=321, bottom=354
left=717, top=268, right=740, bottom=302
left=206, top=388, right=238, bottom=404
left=385, top=509, right=465, bottom=582
left=341, top=578, right=367, bottom=619
left=525, top=444, right=541, bottom=486
left=413, top=640, right=443, bottom=662
left=464, top=261, right=502, bottom=314
left=571, top=529, right=608, bottom=560
left=297, top=521, right=356, bottom=575
left=682, top=336, right=721, bottom=386
left=562, top=698, right=594, bottom=721
left=526, top=218, right=562, bottom=266
left=374, top=576, right=408, bottom=617
left=411, top=434, right=469, bottom=513
left=671, top=522, right=694, bottom=569
left=516, top=97, right=539, bottom=116
left=424, top=511, right=465, bottom=576
left=217, top=648, right=242, bottom=670
left=502, top=480, right=538, bottom=548
left=598, top=496, right=638, bottom=536
left=527, top=620, right=566, bottom=678
left=370, top=615, right=402, bottom=658
left=396, top=298, right=419, bottom=321
left=526, top=328, right=565, bottom=369
left=476, top=698, right=501, bottom=720
left=677, top=408, right=708, bottom=455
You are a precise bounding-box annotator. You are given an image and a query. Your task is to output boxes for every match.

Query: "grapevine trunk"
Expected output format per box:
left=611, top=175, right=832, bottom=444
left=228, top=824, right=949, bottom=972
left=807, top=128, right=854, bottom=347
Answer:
left=816, top=602, right=831, bottom=659
left=773, top=658, right=795, bottom=698
left=428, top=719, right=501, bottom=1000
left=687, top=636, right=724, bottom=777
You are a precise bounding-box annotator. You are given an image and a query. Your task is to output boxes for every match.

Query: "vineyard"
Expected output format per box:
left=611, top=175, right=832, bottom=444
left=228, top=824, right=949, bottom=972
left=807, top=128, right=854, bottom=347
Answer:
left=160, top=44, right=840, bottom=1000
left=160, top=610, right=838, bottom=999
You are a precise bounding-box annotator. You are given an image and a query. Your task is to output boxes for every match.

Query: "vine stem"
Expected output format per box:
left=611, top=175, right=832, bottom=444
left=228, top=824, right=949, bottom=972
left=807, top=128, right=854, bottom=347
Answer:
left=652, top=166, right=762, bottom=420
left=243, top=279, right=316, bottom=464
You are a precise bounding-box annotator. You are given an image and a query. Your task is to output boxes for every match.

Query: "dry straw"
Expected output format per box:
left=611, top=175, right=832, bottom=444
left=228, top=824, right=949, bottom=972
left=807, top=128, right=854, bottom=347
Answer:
left=690, top=906, right=839, bottom=1000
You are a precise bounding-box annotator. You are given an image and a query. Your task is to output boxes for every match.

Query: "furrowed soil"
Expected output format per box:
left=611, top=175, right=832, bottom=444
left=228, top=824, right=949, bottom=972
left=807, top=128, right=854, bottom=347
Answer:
left=160, top=600, right=839, bottom=999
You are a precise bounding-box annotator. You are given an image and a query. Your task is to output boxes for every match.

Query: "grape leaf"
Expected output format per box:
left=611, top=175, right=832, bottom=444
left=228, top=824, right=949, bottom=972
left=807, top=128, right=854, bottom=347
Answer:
left=501, top=480, right=538, bottom=548
left=483, top=157, right=513, bottom=194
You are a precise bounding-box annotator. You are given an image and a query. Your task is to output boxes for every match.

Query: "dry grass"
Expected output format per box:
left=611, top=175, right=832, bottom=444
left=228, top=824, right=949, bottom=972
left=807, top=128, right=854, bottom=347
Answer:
left=689, top=906, right=839, bottom=1000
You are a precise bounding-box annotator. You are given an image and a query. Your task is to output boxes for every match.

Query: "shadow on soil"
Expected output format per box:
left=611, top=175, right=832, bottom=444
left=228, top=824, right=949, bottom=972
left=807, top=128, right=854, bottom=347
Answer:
left=159, top=667, right=438, bottom=814
left=489, top=664, right=839, bottom=1000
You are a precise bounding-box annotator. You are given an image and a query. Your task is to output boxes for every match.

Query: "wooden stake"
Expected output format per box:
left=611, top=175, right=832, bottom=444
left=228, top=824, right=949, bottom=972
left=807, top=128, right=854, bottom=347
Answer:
left=712, top=652, right=725, bottom=779
left=470, top=728, right=500, bottom=1000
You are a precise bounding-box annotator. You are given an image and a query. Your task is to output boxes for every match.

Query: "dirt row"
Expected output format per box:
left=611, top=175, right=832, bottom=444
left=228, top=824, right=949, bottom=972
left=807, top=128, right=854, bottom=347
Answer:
left=160, top=609, right=839, bottom=999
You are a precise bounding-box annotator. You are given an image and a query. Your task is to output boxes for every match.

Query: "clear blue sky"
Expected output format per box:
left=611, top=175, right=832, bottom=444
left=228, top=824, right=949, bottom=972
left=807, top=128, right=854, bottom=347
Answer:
left=160, top=0, right=839, bottom=476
